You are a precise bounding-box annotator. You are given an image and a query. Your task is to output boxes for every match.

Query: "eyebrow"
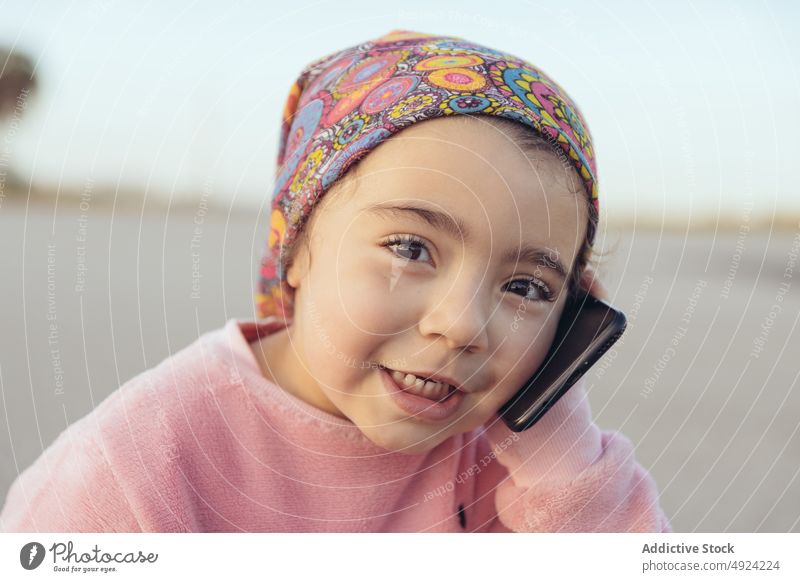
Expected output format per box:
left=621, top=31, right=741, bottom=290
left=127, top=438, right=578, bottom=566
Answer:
left=363, top=202, right=569, bottom=281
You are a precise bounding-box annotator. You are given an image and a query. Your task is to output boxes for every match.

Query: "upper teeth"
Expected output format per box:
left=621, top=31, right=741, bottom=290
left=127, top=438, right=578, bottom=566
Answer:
left=389, top=369, right=453, bottom=400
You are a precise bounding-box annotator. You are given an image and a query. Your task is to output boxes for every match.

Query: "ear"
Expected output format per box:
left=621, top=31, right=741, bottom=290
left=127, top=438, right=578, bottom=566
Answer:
left=286, top=237, right=311, bottom=290
left=579, top=266, right=607, bottom=300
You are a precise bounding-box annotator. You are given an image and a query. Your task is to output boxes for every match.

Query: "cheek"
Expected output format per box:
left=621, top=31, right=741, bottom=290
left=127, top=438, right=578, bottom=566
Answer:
left=328, top=246, right=416, bottom=335
left=488, top=316, right=560, bottom=399
left=300, top=246, right=396, bottom=364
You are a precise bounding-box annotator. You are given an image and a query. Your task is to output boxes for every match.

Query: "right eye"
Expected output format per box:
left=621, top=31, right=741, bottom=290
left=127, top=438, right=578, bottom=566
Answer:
left=381, top=234, right=434, bottom=264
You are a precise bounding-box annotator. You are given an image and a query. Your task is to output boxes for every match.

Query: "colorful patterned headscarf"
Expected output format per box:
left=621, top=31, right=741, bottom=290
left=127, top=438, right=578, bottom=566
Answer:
left=256, top=29, right=598, bottom=321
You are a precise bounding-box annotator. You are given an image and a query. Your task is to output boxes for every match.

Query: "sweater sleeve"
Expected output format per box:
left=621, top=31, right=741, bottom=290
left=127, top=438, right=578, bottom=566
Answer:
left=0, top=421, right=142, bottom=533
left=471, top=379, right=672, bottom=533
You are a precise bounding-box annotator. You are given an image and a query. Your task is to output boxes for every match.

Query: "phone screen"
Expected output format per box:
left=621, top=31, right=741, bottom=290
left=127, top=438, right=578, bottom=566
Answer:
left=498, top=294, right=627, bottom=432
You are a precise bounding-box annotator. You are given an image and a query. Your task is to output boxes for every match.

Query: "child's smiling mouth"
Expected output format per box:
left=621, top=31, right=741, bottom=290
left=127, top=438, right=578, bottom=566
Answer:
left=388, top=368, right=455, bottom=400
left=378, top=366, right=466, bottom=422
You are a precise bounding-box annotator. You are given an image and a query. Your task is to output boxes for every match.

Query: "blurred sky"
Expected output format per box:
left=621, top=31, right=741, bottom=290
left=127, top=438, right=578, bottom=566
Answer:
left=1, top=0, right=798, bottom=220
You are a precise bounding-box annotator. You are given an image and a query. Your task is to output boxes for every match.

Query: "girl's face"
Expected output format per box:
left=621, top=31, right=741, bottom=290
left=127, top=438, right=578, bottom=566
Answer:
left=271, top=116, right=586, bottom=454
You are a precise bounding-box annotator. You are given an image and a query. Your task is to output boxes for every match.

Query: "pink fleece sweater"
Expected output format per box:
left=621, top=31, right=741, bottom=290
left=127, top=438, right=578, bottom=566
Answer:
left=1, top=318, right=672, bottom=532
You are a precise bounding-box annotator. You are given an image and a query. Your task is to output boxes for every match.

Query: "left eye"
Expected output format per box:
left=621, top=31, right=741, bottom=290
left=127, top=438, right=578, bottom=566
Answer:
left=504, top=279, right=553, bottom=302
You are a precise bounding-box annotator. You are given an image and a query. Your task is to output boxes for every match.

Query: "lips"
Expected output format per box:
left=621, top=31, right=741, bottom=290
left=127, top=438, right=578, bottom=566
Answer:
left=380, top=367, right=465, bottom=422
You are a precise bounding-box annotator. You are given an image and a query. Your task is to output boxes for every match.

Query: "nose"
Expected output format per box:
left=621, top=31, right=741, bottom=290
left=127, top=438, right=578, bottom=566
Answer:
left=417, top=274, right=490, bottom=353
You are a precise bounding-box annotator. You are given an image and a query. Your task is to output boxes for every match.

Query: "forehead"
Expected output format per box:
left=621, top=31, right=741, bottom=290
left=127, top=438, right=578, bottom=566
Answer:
left=344, top=117, right=586, bottom=258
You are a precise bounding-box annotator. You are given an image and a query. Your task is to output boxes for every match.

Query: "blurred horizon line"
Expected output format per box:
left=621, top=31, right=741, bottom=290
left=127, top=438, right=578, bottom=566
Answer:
left=4, top=184, right=798, bottom=234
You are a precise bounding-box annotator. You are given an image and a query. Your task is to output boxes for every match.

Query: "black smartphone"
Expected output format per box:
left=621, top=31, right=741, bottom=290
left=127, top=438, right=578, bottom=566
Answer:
left=498, top=293, right=627, bottom=432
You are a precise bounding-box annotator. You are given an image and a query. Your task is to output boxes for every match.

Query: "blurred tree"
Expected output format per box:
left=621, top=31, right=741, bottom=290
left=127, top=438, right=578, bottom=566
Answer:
left=1, top=48, right=37, bottom=193
left=0, top=48, right=37, bottom=118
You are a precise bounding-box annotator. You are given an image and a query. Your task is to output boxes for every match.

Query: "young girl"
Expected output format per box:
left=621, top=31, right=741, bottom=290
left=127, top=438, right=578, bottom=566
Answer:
left=1, top=30, right=671, bottom=533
